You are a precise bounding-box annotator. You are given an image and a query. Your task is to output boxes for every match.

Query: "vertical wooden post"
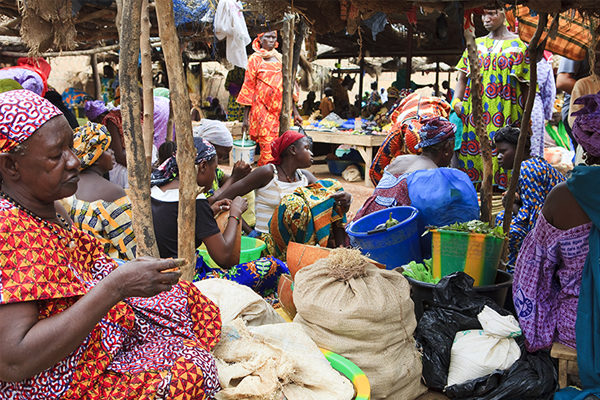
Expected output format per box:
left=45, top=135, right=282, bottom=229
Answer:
left=279, top=14, right=294, bottom=135
left=358, top=57, right=365, bottom=113
left=464, top=23, right=493, bottom=223
left=435, top=60, right=440, bottom=96
left=91, top=54, right=102, bottom=100
left=502, top=14, right=548, bottom=237
left=407, top=23, right=413, bottom=88
left=119, top=0, right=159, bottom=257
left=155, top=0, right=197, bottom=281
left=140, top=0, right=154, bottom=171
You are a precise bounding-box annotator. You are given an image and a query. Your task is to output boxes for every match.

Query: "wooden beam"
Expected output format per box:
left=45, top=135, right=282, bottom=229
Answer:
left=140, top=0, right=155, bottom=172
left=76, top=8, right=115, bottom=24
left=0, top=38, right=161, bottom=58
left=464, top=19, right=492, bottom=223
left=119, top=0, right=160, bottom=258
left=501, top=14, right=549, bottom=242
left=90, top=54, right=102, bottom=100
left=279, top=14, right=294, bottom=135
left=156, top=0, right=197, bottom=281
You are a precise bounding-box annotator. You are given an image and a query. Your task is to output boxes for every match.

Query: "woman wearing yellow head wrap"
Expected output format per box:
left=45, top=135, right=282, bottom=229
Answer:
left=62, top=122, right=137, bottom=260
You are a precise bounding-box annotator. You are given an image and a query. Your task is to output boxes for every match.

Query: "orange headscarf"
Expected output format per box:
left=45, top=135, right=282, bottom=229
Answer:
left=252, top=31, right=281, bottom=60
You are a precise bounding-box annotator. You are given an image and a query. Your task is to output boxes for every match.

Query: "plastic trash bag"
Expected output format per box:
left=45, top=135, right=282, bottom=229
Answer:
left=406, top=168, right=479, bottom=227
left=414, top=272, right=557, bottom=399
left=447, top=306, right=521, bottom=386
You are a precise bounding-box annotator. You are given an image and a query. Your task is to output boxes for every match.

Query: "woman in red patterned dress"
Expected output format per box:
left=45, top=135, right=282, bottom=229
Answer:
left=0, top=89, right=221, bottom=399
left=237, top=31, right=302, bottom=166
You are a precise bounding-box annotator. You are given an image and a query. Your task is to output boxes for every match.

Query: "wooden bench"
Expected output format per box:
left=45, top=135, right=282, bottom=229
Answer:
left=551, top=342, right=578, bottom=388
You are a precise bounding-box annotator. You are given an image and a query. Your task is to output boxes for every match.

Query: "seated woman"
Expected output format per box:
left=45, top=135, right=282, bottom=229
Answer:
left=354, top=116, right=479, bottom=228
left=150, top=138, right=287, bottom=294
left=62, top=122, right=136, bottom=260
left=493, top=125, right=565, bottom=269
left=211, top=130, right=352, bottom=259
left=0, top=89, right=221, bottom=398
left=513, top=93, right=600, bottom=357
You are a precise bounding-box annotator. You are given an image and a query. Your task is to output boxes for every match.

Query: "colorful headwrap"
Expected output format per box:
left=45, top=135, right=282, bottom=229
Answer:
left=270, top=130, right=306, bottom=165
left=193, top=136, right=217, bottom=164
left=0, top=79, right=23, bottom=94
left=84, top=100, right=109, bottom=121
left=415, top=116, right=456, bottom=150
left=73, top=122, right=111, bottom=170
left=572, top=93, right=600, bottom=157
left=252, top=31, right=281, bottom=60
left=150, top=156, right=178, bottom=187
left=151, top=137, right=217, bottom=187
left=387, top=86, right=400, bottom=99
left=0, top=89, right=63, bottom=153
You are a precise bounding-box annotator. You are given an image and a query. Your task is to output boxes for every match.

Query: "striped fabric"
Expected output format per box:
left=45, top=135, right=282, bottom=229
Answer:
left=254, top=164, right=308, bottom=233
left=506, top=7, right=593, bottom=61
left=62, top=195, right=136, bottom=260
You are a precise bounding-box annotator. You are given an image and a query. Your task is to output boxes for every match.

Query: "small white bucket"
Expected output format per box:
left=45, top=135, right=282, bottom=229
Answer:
left=231, top=139, right=256, bottom=166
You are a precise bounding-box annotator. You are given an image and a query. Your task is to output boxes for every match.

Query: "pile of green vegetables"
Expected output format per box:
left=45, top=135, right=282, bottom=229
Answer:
left=402, top=258, right=439, bottom=284
left=439, top=220, right=505, bottom=239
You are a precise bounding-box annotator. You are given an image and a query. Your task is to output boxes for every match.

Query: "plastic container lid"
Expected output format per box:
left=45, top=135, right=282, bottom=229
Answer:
left=233, top=139, right=256, bottom=148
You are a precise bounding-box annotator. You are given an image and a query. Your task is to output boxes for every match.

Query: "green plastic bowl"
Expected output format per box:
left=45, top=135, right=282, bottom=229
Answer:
left=198, top=236, right=266, bottom=268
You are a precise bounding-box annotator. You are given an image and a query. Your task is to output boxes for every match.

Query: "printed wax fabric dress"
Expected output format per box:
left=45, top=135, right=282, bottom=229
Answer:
left=0, top=199, right=222, bottom=399
left=456, top=36, right=531, bottom=188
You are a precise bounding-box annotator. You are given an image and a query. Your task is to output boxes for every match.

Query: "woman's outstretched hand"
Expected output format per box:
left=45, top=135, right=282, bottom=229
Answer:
left=211, top=198, right=232, bottom=215
left=331, top=191, right=352, bottom=214
left=107, top=257, right=182, bottom=299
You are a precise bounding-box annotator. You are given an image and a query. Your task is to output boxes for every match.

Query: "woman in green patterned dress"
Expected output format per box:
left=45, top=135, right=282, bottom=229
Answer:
left=453, top=7, right=531, bottom=188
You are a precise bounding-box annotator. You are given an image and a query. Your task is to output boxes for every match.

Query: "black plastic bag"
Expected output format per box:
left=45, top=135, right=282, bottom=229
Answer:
left=414, top=272, right=557, bottom=399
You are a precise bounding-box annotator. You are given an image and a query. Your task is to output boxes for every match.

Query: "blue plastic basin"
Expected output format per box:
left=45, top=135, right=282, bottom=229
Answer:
left=346, top=206, right=423, bottom=269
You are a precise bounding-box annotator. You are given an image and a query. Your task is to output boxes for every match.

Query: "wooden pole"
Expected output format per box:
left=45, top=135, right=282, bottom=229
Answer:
left=140, top=0, right=154, bottom=171
left=279, top=13, right=294, bottom=135
left=502, top=14, right=548, bottom=237
left=407, top=23, right=413, bottom=88
left=119, top=0, right=160, bottom=258
left=464, top=21, right=493, bottom=223
left=91, top=54, right=102, bottom=100
left=358, top=57, right=364, bottom=113
left=435, top=60, right=440, bottom=96
left=0, top=39, right=161, bottom=58
left=156, top=0, right=197, bottom=281
left=292, top=18, right=307, bottom=80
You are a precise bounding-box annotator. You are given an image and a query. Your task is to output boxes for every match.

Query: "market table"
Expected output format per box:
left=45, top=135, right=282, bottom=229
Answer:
left=304, top=130, right=385, bottom=187
left=228, top=123, right=385, bottom=187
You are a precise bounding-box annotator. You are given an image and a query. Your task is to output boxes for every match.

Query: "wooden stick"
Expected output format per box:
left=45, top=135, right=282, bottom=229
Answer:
left=140, top=0, right=155, bottom=171
left=90, top=54, right=102, bottom=100
left=464, top=21, right=492, bottom=223
left=279, top=14, right=294, bottom=135
left=156, top=0, right=197, bottom=281
left=0, top=39, right=161, bottom=58
left=119, top=0, right=160, bottom=258
left=501, top=14, right=548, bottom=239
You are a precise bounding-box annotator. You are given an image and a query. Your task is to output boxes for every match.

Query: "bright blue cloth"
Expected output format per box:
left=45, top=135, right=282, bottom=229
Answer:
left=449, top=111, right=463, bottom=151
left=556, top=165, right=600, bottom=399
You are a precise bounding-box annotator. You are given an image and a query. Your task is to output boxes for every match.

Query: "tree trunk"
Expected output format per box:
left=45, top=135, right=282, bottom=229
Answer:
left=501, top=14, right=548, bottom=255
left=140, top=0, right=154, bottom=171
left=279, top=14, right=294, bottom=135
left=119, top=0, right=159, bottom=258
left=155, top=0, right=197, bottom=281
left=91, top=54, right=102, bottom=100
left=464, top=25, right=492, bottom=223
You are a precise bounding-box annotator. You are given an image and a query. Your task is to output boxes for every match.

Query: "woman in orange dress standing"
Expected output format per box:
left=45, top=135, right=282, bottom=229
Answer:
left=237, top=31, right=302, bottom=166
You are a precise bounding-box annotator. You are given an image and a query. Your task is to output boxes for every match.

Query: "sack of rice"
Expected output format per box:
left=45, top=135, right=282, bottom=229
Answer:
left=293, top=248, right=427, bottom=399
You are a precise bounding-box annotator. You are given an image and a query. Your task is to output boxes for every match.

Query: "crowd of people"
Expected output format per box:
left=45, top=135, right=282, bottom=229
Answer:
left=0, top=4, right=599, bottom=398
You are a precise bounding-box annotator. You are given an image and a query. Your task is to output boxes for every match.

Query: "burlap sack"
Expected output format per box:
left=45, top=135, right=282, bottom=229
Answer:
left=293, top=248, right=427, bottom=399
left=194, top=279, right=284, bottom=326
left=213, top=318, right=354, bottom=400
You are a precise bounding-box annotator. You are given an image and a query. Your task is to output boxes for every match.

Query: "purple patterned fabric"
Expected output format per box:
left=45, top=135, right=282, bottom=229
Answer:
left=153, top=95, right=171, bottom=149
left=531, top=59, right=556, bottom=157
left=513, top=213, right=591, bottom=351
left=0, top=67, right=44, bottom=95
left=572, top=92, right=600, bottom=157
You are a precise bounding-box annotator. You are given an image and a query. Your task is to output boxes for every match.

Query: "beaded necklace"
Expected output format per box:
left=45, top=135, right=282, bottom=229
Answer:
left=0, top=191, right=76, bottom=250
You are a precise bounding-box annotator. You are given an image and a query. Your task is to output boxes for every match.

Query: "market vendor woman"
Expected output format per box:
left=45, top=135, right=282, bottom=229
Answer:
left=237, top=31, right=302, bottom=166
left=0, top=89, right=221, bottom=398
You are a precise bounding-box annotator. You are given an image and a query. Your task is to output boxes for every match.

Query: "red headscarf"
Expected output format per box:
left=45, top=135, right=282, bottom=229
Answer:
left=270, top=130, right=305, bottom=165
